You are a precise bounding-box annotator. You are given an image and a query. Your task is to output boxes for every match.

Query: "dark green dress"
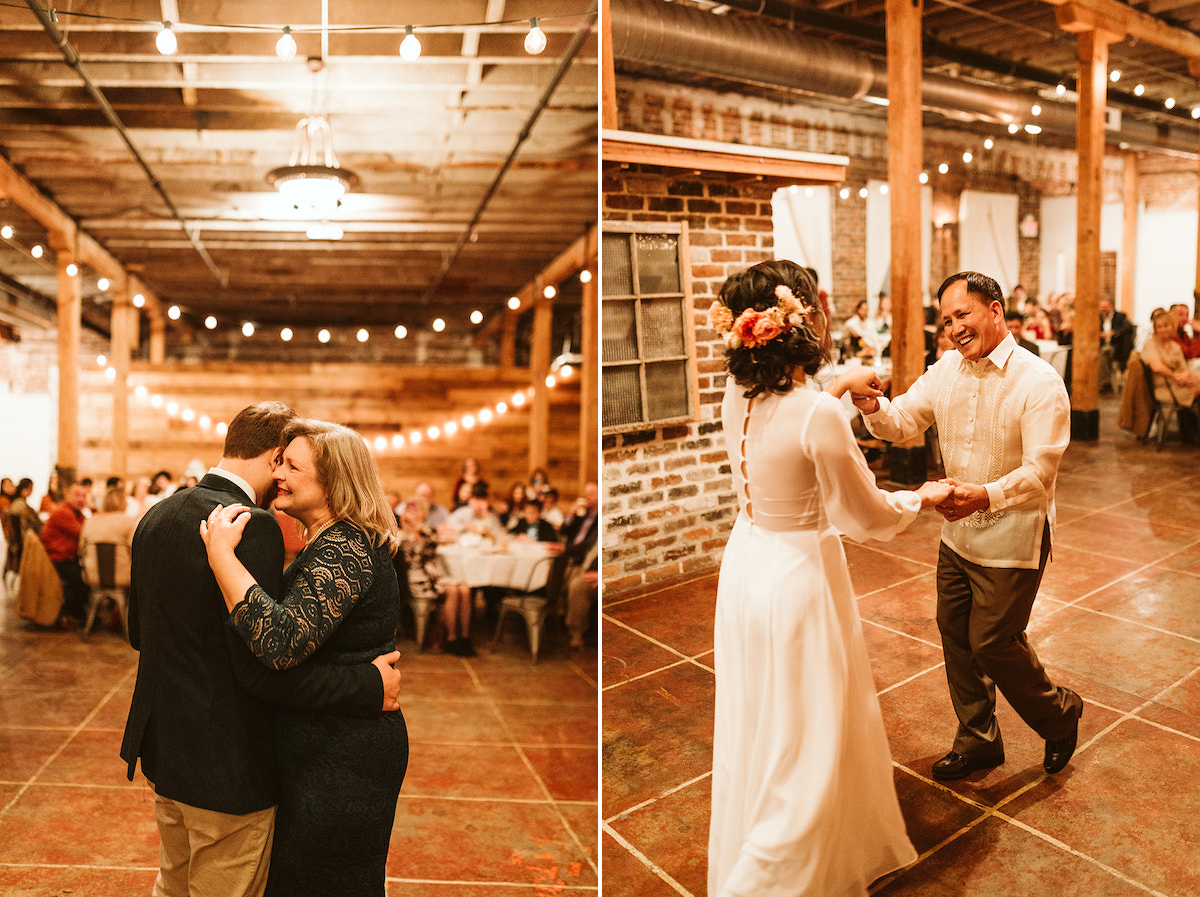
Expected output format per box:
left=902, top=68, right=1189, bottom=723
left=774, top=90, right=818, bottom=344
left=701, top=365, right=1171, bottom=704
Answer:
left=231, top=522, right=408, bottom=897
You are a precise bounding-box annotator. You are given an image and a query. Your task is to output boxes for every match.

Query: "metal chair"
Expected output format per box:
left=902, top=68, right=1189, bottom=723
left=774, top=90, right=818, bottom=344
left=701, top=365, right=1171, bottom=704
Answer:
left=1142, top=360, right=1184, bottom=450
left=492, top=552, right=571, bottom=663
left=80, top=542, right=129, bottom=641
left=3, top=511, right=23, bottom=590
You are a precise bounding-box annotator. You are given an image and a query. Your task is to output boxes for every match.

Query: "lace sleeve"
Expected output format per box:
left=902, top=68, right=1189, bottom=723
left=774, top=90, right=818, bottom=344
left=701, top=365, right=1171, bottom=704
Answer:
left=229, top=525, right=377, bottom=670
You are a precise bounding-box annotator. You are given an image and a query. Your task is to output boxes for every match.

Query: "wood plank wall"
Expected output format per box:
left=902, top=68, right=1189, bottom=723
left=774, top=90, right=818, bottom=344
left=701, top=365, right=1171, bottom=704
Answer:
left=77, top=362, right=586, bottom=508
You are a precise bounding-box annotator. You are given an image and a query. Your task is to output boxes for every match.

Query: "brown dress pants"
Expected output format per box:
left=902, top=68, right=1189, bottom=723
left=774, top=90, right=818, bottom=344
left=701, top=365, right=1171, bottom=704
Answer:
left=935, top=523, right=1081, bottom=758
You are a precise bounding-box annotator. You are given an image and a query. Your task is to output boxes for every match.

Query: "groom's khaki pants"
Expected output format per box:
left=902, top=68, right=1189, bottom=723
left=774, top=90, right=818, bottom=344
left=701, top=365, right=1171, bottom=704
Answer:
left=152, top=787, right=275, bottom=897
left=935, top=523, right=1079, bottom=757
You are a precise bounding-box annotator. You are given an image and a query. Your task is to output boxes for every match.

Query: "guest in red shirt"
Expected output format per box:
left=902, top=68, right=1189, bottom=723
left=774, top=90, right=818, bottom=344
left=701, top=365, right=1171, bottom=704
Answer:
left=41, top=481, right=90, bottom=626
left=1172, top=303, right=1200, bottom=359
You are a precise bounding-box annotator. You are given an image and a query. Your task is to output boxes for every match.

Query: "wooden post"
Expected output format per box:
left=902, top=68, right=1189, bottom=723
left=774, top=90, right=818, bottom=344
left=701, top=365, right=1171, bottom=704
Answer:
left=148, top=309, right=166, bottom=363
left=884, top=0, right=927, bottom=486
left=53, top=247, right=82, bottom=475
left=579, top=262, right=598, bottom=491
left=1071, top=27, right=1118, bottom=441
left=602, top=0, right=618, bottom=130
left=110, top=278, right=131, bottom=477
left=1121, top=153, right=1137, bottom=317
left=529, top=277, right=553, bottom=474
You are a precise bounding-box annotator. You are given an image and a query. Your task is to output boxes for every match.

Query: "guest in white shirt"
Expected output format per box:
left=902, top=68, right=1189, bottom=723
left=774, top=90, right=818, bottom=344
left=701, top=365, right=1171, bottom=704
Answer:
left=833, top=270, right=1083, bottom=783
left=445, top=482, right=504, bottom=540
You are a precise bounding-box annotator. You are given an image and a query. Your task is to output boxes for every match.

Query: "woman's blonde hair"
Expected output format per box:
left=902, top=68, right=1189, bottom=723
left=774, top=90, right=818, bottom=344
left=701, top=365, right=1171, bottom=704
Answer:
left=281, top=418, right=400, bottom=555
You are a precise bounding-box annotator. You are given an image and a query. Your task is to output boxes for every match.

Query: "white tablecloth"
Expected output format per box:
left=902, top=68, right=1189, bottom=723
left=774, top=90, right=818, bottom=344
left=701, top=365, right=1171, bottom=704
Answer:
left=1036, top=340, right=1070, bottom=379
left=438, top=541, right=553, bottom=591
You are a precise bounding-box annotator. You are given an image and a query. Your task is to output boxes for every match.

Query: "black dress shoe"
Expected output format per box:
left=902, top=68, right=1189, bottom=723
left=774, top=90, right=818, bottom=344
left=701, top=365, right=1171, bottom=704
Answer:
left=931, top=750, right=1005, bottom=781
left=1044, top=697, right=1083, bottom=774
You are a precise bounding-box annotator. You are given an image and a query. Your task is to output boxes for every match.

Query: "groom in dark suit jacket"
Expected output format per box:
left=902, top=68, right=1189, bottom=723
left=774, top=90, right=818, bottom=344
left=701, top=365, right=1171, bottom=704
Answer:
left=121, top=402, right=402, bottom=896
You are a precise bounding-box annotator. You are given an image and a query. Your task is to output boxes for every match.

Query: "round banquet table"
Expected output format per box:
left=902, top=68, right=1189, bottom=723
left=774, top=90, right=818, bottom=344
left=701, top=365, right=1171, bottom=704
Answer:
left=437, top=538, right=555, bottom=592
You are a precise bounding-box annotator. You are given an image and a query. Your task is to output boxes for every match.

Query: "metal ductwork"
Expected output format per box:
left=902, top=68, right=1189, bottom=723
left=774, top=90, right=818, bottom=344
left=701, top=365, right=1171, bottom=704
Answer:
left=612, top=0, right=1200, bottom=158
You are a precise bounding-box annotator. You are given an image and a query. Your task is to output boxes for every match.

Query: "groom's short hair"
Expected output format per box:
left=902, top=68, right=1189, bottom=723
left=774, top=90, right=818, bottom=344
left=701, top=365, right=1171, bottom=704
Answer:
left=223, top=402, right=297, bottom=460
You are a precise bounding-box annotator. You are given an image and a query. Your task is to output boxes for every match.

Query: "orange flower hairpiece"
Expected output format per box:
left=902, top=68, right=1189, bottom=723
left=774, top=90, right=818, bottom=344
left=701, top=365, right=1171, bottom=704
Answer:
left=708, top=284, right=816, bottom=349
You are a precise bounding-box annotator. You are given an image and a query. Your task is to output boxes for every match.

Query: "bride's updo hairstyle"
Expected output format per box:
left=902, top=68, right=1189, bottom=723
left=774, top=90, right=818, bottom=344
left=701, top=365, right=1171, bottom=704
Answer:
left=714, top=259, right=830, bottom=398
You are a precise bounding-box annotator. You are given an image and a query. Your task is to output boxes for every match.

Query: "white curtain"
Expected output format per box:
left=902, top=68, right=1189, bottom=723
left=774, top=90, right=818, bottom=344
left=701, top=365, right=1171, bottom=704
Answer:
left=866, top=180, right=933, bottom=314
left=1134, top=207, right=1197, bottom=342
left=958, top=191, right=1019, bottom=295
left=772, top=186, right=833, bottom=293
left=1039, top=195, right=1127, bottom=301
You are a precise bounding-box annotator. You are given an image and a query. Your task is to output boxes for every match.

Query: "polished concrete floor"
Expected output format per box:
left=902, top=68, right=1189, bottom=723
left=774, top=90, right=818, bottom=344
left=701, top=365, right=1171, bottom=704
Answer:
left=0, top=585, right=598, bottom=895
left=602, top=398, right=1200, bottom=897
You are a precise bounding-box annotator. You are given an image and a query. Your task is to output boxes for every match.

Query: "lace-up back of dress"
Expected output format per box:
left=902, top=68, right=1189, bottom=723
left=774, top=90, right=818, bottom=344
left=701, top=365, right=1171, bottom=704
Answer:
left=729, top=390, right=824, bottom=533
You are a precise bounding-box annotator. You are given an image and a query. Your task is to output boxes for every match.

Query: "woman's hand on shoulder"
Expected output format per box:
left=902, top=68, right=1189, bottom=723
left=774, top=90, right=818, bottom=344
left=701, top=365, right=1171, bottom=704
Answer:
left=199, top=503, right=252, bottom=554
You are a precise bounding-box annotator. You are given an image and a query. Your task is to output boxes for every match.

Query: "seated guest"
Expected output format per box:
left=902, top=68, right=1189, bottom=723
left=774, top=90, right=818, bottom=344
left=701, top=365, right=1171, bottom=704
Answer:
left=1172, top=303, right=1200, bottom=360
left=39, top=470, right=63, bottom=516
left=560, top=481, right=598, bottom=562
left=563, top=538, right=598, bottom=651
left=1143, top=308, right=1199, bottom=441
left=508, top=500, right=558, bottom=543
left=11, top=477, right=41, bottom=535
left=451, top=457, right=482, bottom=508
left=499, top=482, right=529, bottom=531
left=126, top=475, right=152, bottom=518
left=1026, top=305, right=1055, bottom=340
left=79, top=485, right=135, bottom=601
left=1099, top=298, right=1135, bottom=391
left=451, top=479, right=473, bottom=511
left=398, top=501, right=475, bottom=656
left=540, top=488, right=564, bottom=532
left=446, top=482, right=504, bottom=539
left=528, top=468, right=551, bottom=500
left=559, top=481, right=599, bottom=650
left=40, top=481, right=90, bottom=627
left=1005, top=310, right=1041, bottom=356
left=413, top=482, right=449, bottom=530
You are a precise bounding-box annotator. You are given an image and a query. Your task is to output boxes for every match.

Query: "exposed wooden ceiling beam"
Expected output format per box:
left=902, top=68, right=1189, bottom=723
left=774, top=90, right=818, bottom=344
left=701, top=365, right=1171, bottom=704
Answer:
left=1042, top=0, right=1200, bottom=58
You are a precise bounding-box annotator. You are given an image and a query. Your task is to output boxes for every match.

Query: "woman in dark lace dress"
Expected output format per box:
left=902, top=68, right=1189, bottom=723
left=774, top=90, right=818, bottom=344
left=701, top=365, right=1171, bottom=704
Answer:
left=201, top=418, right=407, bottom=897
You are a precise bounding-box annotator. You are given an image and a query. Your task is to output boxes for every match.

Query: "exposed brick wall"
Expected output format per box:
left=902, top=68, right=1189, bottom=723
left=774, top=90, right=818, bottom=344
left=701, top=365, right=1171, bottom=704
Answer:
left=607, top=76, right=1191, bottom=597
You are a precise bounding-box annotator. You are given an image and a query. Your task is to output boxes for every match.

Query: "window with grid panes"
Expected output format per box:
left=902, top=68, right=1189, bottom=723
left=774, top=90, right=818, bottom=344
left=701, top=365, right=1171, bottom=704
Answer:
left=602, top=223, right=697, bottom=431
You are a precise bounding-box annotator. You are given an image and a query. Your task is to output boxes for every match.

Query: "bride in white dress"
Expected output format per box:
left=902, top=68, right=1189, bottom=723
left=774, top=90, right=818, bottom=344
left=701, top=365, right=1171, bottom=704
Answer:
left=706, top=260, right=951, bottom=897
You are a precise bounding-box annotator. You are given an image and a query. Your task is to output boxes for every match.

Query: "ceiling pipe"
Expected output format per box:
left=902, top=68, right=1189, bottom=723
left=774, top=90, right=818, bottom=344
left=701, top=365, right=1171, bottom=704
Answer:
left=612, top=0, right=1200, bottom=158
left=422, top=1, right=599, bottom=306
left=24, top=0, right=229, bottom=289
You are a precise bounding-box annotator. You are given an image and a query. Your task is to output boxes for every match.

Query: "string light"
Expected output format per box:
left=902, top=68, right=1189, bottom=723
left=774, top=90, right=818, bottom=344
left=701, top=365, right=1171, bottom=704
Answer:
left=98, top=277, right=110, bottom=290
left=1109, top=69, right=1121, bottom=83
left=280, top=327, right=293, bottom=341
left=0, top=226, right=12, bottom=239
left=357, top=328, right=369, bottom=342
left=204, top=315, right=217, bottom=329
left=394, top=325, right=408, bottom=339
left=276, top=26, right=297, bottom=60
left=156, top=21, right=178, bottom=56
left=318, top=328, right=331, bottom=343
left=918, top=172, right=928, bottom=184
left=524, top=17, right=547, bottom=55
left=962, top=151, right=973, bottom=163
left=937, top=162, right=949, bottom=174
left=508, top=296, right=521, bottom=310
left=132, top=293, right=145, bottom=308
left=66, top=263, right=78, bottom=276
left=470, top=310, right=483, bottom=324
left=432, top=318, right=446, bottom=332
left=580, top=270, right=592, bottom=284
left=1165, top=97, right=1176, bottom=109
left=984, top=137, right=994, bottom=150
left=168, top=305, right=181, bottom=320
left=1008, top=123, right=1020, bottom=134
left=399, top=25, right=421, bottom=61
left=31, top=244, right=43, bottom=258
left=1134, top=84, right=1145, bottom=96
left=241, top=322, right=255, bottom=337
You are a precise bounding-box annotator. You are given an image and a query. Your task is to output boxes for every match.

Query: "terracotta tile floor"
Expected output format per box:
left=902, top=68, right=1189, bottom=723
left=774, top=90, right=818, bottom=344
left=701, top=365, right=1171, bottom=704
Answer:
left=0, top=591, right=597, bottom=896
left=602, top=398, right=1200, bottom=897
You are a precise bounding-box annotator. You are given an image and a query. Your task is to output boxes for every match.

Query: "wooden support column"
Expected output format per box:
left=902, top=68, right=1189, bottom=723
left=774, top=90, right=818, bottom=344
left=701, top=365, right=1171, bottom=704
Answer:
left=1071, top=27, right=1118, bottom=441
left=1121, top=153, right=1138, bottom=316
left=602, top=0, right=618, bottom=131
left=499, top=310, right=518, bottom=373
left=110, top=278, right=132, bottom=477
left=529, top=278, right=553, bottom=474
left=148, top=308, right=166, bottom=363
left=53, top=245, right=81, bottom=477
left=884, top=0, right=927, bottom=486
left=579, top=265, right=598, bottom=490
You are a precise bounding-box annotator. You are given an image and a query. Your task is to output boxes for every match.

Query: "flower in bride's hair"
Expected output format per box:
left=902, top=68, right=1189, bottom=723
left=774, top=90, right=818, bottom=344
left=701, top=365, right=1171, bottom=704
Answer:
left=749, top=313, right=785, bottom=346
left=708, top=300, right=734, bottom=335
left=733, top=309, right=764, bottom=346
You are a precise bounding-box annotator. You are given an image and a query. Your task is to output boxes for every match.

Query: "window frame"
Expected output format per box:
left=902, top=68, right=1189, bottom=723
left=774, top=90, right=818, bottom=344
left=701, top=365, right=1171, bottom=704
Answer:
left=601, top=221, right=699, bottom=434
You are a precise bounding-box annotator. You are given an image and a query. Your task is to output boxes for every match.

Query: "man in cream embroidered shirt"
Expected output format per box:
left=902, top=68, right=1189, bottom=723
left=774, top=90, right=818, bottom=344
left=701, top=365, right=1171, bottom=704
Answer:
left=860, top=322, right=1070, bottom=569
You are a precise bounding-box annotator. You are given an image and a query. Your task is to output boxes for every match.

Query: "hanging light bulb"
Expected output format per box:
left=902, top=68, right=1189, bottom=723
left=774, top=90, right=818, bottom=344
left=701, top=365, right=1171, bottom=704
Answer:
left=280, top=327, right=293, bottom=342
left=1, top=225, right=12, bottom=239
left=470, top=310, right=483, bottom=324
left=97, top=277, right=110, bottom=290
left=524, top=17, right=547, bottom=55
left=984, top=137, right=994, bottom=150
left=919, top=172, right=929, bottom=184
left=276, top=26, right=297, bottom=60
left=399, top=25, right=421, bottom=61
left=373, top=436, right=388, bottom=452
left=1134, top=84, right=1145, bottom=97
left=394, top=324, right=408, bottom=339
left=133, top=293, right=145, bottom=308
left=508, top=296, right=521, bottom=310
left=31, top=244, right=43, bottom=258
left=318, top=328, right=331, bottom=343
left=543, top=285, right=557, bottom=299
left=66, top=263, right=78, bottom=276
left=167, top=305, right=181, bottom=320
left=357, top=328, right=369, bottom=342
left=204, top=315, right=217, bottom=329
left=580, top=270, right=592, bottom=284
left=242, top=322, right=255, bottom=337
left=1166, top=97, right=1176, bottom=109
left=156, top=21, right=178, bottom=56
left=432, top=318, right=446, bottom=332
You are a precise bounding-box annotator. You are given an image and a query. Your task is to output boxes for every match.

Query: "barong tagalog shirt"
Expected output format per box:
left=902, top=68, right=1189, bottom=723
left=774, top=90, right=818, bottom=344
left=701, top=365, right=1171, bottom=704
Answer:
left=862, top=332, right=1070, bottom=569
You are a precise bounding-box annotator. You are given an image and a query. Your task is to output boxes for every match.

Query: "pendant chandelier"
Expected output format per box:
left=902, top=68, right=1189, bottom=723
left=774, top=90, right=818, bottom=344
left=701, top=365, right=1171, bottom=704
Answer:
left=267, top=114, right=359, bottom=213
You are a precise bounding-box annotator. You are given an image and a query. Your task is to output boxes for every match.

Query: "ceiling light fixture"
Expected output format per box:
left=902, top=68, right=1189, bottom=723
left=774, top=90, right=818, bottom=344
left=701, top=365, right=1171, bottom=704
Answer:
left=399, top=25, right=421, bottom=61
left=524, top=17, right=547, bottom=55
left=156, top=21, right=177, bottom=55
left=268, top=115, right=359, bottom=214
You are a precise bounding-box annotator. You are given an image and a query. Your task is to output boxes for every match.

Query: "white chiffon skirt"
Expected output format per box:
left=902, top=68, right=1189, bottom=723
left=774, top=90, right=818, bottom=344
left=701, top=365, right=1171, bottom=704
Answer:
left=708, top=513, right=917, bottom=897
